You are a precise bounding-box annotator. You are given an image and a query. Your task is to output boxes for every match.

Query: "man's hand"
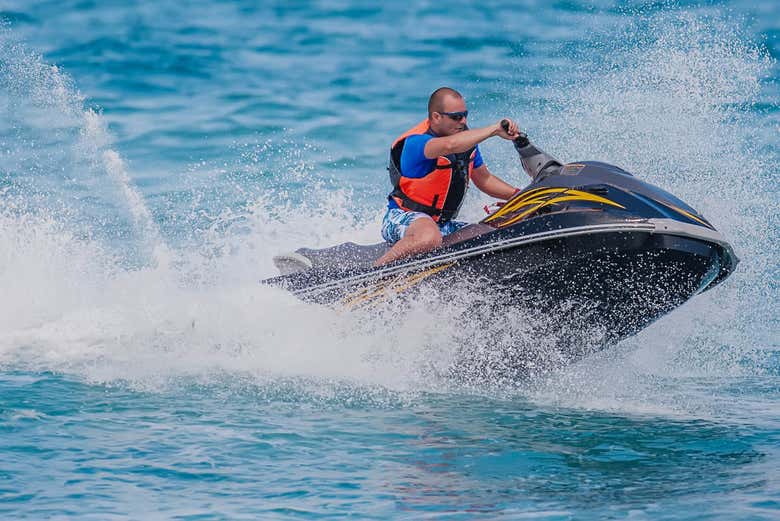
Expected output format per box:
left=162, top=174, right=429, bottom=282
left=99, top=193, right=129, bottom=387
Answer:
left=495, top=118, right=520, bottom=140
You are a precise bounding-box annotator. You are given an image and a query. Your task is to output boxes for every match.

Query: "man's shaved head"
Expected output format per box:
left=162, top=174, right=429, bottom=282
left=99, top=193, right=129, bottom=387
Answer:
left=428, top=87, right=463, bottom=117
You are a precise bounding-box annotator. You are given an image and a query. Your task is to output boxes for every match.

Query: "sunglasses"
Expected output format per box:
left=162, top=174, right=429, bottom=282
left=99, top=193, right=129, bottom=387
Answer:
left=438, top=110, right=468, bottom=121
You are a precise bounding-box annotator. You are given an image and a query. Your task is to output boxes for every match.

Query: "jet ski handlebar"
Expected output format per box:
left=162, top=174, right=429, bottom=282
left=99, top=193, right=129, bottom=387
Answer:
left=501, top=119, right=562, bottom=180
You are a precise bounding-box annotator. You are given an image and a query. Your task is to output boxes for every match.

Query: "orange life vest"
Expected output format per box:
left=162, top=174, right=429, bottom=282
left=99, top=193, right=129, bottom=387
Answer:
left=388, top=119, right=477, bottom=223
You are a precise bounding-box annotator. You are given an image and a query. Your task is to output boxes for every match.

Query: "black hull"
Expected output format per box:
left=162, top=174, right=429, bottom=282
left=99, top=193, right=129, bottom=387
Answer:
left=476, top=227, right=721, bottom=333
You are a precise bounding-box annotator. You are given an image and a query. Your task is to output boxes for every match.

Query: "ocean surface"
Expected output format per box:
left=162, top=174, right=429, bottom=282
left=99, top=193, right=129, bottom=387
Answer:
left=1, top=1, right=778, bottom=519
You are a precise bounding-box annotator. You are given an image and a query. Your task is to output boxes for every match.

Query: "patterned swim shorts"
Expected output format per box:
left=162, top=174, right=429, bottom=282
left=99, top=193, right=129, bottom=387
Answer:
left=381, top=207, right=468, bottom=244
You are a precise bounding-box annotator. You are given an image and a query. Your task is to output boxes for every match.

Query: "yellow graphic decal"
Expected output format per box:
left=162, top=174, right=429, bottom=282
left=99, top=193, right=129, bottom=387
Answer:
left=485, top=187, right=568, bottom=222
left=485, top=187, right=625, bottom=227
left=664, top=203, right=710, bottom=227
left=340, top=262, right=455, bottom=310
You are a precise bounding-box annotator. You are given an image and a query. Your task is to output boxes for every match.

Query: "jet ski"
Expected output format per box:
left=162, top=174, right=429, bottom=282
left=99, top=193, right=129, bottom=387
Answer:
left=263, top=127, right=738, bottom=372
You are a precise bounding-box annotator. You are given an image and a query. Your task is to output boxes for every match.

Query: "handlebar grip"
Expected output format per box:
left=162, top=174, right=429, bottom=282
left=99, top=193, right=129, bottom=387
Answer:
left=501, top=119, right=530, bottom=147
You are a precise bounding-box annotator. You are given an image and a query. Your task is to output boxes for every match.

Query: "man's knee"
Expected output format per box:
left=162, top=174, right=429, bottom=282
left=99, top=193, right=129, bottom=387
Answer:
left=406, top=218, right=443, bottom=249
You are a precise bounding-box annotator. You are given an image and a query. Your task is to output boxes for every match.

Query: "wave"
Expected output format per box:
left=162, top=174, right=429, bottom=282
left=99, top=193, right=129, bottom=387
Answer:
left=0, top=10, right=776, bottom=418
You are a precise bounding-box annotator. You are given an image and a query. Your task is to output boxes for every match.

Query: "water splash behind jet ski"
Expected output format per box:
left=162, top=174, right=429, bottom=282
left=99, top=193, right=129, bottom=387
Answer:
left=263, top=130, right=738, bottom=375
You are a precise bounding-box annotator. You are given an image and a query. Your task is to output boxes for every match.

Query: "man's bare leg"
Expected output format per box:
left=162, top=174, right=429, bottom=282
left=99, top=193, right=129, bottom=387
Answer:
left=374, top=216, right=443, bottom=266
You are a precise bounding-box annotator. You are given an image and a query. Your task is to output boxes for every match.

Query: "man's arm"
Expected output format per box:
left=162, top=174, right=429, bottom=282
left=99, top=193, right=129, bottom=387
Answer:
left=470, top=164, right=520, bottom=200
left=423, top=120, right=519, bottom=159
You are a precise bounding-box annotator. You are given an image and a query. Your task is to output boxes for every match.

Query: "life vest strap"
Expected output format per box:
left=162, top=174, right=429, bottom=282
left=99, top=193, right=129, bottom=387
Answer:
left=389, top=195, right=448, bottom=222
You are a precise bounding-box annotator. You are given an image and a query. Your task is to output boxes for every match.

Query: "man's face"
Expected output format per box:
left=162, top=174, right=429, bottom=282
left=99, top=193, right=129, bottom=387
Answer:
left=431, top=95, right=468, bottom=136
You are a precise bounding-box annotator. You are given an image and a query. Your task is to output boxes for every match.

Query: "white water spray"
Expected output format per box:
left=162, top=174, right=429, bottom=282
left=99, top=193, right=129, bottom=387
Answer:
left=0, top=31, right=169, bottom=267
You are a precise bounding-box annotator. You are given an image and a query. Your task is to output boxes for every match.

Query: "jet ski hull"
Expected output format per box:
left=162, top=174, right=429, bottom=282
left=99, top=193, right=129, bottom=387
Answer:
left=267, top=217, right=731, bottom=320
left=263, top=159, right=738, bottom=373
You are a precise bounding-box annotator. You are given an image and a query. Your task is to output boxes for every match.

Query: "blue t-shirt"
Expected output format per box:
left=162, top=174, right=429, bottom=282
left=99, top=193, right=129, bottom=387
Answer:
left=388, top=133, right=485, bottom=209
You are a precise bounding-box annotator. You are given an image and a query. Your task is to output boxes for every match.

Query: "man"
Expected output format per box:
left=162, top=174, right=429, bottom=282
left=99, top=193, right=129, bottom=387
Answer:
left=374, top=87, right=522, bottom=266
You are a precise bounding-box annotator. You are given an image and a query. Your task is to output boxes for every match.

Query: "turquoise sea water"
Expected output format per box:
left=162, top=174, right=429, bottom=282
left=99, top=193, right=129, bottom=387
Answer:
left=1, top=1, right=779, bottom=519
